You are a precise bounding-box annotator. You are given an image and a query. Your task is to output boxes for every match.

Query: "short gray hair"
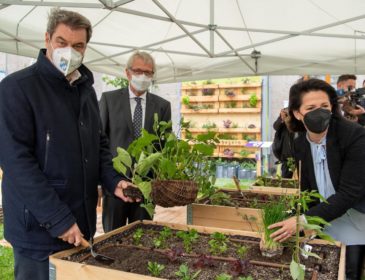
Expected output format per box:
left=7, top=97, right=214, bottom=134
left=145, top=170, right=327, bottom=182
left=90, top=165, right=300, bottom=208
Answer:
left=127, top=51, right=156, bottom=73
left=47, top=8, right=92, bottom=42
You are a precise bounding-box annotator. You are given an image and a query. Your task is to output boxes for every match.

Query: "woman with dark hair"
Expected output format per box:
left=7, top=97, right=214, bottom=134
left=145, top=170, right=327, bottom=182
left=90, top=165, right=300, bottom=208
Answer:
left=269, top=78, right=365, bottom=280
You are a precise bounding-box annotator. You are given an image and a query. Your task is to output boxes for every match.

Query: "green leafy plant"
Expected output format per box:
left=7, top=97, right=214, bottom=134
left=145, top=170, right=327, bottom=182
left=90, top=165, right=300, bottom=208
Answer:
left=260, top=198, right=289, bottom=255
left=289, top=190, right=335, bottom=280
left=175, top=264, right=201, bottom=280
left=236, top=245, right=248, bottom=259
left=132, top=228, right=144, bottom=245
left=182, top=96, right=190, bottom=106
left=239, top=150, right=251, bottom=158
left=238, top=277, right=253, bottom=280
left=209, top=191, right=234, bottom=206
left=176, top=229, right=199, bottom=253
left=113, top=116, right=218, bottom=217
left=102, top=75, right=129, bottom=88
left=147, top=261, right=165, bottom=277
left=202, top=122, right=217, bottom=129
left=287, top=157, right=296, bottom=173
left=249, top=94, right=258, bottom=107
left=225, top=101, right=237, bottom=108
left=232, top=123, right=239, bottom=128
left=215, top=273, right=232, bottom=280
left=209, top=232, right=228, bottom=255
left=153, top=226, right=172, bottom=248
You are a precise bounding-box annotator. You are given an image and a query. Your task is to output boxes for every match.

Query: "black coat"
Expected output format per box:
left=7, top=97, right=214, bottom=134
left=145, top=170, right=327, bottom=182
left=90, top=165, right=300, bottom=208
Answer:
left=0, top=50, right=121, bottom=255
left=99, top=87, right=171, bottom=156
left=294, top=116, right=365, bottom=221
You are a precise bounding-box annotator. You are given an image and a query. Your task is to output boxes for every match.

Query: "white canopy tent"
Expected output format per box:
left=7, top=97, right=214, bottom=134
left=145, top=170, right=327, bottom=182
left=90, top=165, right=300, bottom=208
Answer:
left=0, top=0, right=365, bottom=83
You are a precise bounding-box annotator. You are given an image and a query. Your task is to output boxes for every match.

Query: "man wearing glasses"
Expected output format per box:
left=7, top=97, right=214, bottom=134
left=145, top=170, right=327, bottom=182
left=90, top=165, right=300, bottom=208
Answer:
left=99, top=51, right=171, bottom=232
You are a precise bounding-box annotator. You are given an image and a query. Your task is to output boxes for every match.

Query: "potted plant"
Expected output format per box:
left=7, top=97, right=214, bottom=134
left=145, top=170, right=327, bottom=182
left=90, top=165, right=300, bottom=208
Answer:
left=249, top=94, right=258, bottom=108
left=223, top=120, right=232, bottom=128
left=259, top=199, right=288, bottom=258
left=113, top=115, right=219, bottom=215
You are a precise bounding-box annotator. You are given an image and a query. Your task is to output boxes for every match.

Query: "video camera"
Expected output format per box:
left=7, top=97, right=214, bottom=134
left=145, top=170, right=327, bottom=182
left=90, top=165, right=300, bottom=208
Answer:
left=336, top=87, right=365, bottom=108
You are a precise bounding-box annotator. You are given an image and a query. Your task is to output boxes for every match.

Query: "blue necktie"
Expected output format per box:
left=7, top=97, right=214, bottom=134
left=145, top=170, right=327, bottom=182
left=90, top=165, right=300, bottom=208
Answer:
left=133, top=97, right=142, bottom=139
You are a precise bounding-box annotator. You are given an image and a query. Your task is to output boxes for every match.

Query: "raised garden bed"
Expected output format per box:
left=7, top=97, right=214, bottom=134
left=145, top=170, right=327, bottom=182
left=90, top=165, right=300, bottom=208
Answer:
left=188, top=187, right=298, bottom=231
left=50, top=221, right=345, bottom=280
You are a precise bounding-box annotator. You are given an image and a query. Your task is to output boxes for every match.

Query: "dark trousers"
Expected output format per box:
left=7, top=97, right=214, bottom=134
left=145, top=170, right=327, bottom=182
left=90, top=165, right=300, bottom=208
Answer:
left=102, top=194, right=151, bottom=233
left=14, top=250, right=49, bottom=280
left=346, top=245, right=365, bottom=280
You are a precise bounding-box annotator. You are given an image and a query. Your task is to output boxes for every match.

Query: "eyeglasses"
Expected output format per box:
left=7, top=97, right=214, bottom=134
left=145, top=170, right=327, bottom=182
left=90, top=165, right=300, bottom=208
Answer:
left=129, top=68, right=154, bottom=77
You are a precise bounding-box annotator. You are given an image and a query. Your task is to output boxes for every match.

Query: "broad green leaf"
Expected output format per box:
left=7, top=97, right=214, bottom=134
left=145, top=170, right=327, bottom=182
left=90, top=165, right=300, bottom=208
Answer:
left=160, top=158, right=177, bottom=179
left=301, top=223, right=322, bottom=231
left=136, top=152, right=162, bottom=177
left=196, top=131, right=217, bottom=142
left=290, top=259, right=305, bottom=280
left=193, top=143, right=214, bottom=155
left=306, top=216, right=331, bottom=226
left=141, top=202, right=155, bottom=219
left=112, top=157, right=127, bottom=176
left=115, top=147, right=132, bottom=168
left=316, top=232, right=336, bottom=243
left=137, top=181, right=152, bottom=200
left=128, top=130, right=159, bottom=158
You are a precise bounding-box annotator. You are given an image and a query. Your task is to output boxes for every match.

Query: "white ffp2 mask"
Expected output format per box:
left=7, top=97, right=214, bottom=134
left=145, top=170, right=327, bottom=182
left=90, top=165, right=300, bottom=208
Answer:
left=131, top=74, right=152, bottom=92
left=51, top=46, right=83, bottom=76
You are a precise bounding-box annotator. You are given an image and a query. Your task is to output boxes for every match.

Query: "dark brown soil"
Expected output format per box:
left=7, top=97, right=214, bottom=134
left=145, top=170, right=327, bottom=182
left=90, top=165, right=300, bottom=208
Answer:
left=123, top=186, right=144, bottom=200
left=65, top=224, right=341, bottom=280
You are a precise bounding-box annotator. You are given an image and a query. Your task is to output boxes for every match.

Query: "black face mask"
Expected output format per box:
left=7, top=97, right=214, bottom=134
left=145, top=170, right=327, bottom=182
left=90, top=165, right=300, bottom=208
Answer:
left=303, top=108, right=331, bottom=133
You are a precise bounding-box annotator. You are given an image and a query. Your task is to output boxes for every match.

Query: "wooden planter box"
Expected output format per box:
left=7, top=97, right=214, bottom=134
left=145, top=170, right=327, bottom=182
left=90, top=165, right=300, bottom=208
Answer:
left=50, top=220, right=345, bottom=280
left=187, top=187, right=299, bottom=231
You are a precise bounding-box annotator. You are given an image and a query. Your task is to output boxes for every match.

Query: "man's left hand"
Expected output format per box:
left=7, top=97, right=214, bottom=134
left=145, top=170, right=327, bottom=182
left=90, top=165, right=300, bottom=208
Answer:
left=114, top=180, right=141, bottom=203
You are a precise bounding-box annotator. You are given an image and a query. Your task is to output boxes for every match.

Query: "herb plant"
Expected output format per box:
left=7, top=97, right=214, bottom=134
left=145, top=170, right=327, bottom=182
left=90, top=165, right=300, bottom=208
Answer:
left=176, top=229, right=199, bottom=253
left=132, top=228, right=144, bottom=245
left=236, top=245, right=248, bottom=258
left=147, top=261, right=165, bottom=277
left=209, top=232, right=228, bottom=255
left=215, top=273, right=232, bottom=280
left=175, top=264, right=201, bottom=280
left=249, top=94, right=258, bottom=107
left=260, top=199, right=288, bottom=254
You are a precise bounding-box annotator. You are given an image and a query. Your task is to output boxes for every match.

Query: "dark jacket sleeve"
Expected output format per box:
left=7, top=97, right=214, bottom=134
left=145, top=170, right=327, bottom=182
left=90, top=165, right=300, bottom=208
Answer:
left=305, top=123, right=365, bottom=221
left=273, top=115, right=283, bottom=131
left=0, top=77, right=75, bottom=238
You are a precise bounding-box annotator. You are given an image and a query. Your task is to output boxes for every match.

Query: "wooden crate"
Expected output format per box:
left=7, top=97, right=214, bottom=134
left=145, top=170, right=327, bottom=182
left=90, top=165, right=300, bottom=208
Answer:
left=49, top=220, right=345, bottom=280
left=187, top=187, right=299, bottom=231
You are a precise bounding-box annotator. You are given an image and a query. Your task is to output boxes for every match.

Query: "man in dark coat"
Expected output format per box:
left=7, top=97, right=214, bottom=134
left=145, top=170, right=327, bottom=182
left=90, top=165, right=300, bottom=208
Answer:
left=0, top=8, right=136, bottom=280
left=99, top=51, right=171, bottom=232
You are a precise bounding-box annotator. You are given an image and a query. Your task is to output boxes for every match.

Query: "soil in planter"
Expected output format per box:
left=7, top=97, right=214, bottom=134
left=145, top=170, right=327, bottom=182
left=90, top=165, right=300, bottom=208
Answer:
left=65, top=224, right=341, bottom=280
left=199, top=190, right=288, bottom=209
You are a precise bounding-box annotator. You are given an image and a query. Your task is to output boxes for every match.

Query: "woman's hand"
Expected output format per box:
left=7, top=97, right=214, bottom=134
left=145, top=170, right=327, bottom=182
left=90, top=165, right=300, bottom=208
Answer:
left=268, top=216, right=298, bottom=242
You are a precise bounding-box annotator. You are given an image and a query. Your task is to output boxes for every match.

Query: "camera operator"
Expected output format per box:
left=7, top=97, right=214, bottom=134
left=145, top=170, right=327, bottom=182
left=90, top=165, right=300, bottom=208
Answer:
left=336, top=74, right=365, bottom=125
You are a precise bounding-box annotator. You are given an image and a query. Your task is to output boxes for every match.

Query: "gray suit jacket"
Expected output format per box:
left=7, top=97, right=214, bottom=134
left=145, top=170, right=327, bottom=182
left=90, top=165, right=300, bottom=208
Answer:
left=99, top=87, right=171, bottom=157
